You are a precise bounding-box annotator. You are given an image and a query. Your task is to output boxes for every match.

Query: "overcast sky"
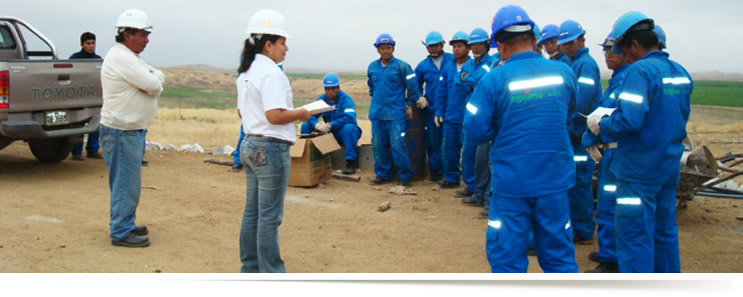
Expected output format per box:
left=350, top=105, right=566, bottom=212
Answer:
left=4, top=0, right=742, bottom=75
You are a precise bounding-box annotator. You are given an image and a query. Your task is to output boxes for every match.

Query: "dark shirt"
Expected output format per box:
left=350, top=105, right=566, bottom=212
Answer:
left=69, top=49, right=101, bottom=59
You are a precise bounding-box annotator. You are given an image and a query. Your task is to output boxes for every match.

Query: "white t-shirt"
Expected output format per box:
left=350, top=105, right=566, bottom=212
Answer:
left=237, top=54, right=296, bottom=143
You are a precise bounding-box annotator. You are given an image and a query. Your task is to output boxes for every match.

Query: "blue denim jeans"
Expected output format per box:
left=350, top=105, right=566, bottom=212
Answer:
left=239, top=135, right=291, bottom=273
left=99, top=125, right=146, bottom=241
left=72, top=131, right=101, bottom=155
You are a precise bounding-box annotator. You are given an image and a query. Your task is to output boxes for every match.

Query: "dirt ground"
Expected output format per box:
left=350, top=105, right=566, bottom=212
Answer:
left=1, top=71, right=742, bottom=272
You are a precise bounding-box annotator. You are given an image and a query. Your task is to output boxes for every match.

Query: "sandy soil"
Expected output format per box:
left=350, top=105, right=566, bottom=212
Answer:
left=1, top=73, right=742, bottom=272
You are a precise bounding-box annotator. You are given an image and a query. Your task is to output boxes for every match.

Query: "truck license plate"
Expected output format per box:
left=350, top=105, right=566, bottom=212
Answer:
left=45, top=111, right=69, bottom=126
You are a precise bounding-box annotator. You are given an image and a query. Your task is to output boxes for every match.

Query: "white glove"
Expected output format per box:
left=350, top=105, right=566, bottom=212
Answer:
left=416, top=96, right=428, bottom=109
left=587, top=115, right=602, bottom=135
left=587, top=145, right=603, bottom=163
left=434, top=116, right=443, bottom=127
left=315, top=122, right=330, bottom=134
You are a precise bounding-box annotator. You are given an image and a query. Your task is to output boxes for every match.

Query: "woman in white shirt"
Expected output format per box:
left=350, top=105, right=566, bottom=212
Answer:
left=237, top=9, right=310, bottom=273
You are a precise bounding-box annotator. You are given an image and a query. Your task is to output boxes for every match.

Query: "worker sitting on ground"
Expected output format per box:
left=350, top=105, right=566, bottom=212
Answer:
left=300, top=73, right=363, bottom=175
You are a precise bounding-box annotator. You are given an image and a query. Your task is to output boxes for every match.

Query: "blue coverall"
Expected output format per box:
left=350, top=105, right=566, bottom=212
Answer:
left=367, top=57, right=421, bottom=182
left=581, top=64, right=629, bottom=266
left=456, top=53, right=493, bottom=192
left=435, top=55, right=470, bottom=185
left=597, top=51, right=691, bottom=273
left=234, top=125, right=245, bottom=165
left=416, top=52, right=455, bottom=180
left=464, top=51, right=579, bottom=273
left=554, top=52, right=572, bottom=65
left=300, top=90, right=363, bottom=161
left=567, top=47, right=602, bottom=241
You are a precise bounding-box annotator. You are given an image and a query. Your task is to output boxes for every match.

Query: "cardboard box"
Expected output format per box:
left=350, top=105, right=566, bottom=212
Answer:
left=289, top=133, right=341, bottom=187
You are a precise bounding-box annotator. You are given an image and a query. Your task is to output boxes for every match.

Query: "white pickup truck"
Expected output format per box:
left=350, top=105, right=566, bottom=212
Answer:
left=0, top=16, right=102, bottom=162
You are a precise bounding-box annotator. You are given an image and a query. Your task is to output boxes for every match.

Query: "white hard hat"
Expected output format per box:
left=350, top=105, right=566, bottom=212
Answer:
left=246, top=9, right=291, bottom=38
left=116, top=8, right=153, bottom=32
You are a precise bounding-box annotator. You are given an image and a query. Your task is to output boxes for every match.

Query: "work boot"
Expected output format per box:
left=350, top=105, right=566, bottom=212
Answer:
left=439, top=180, right=459, bottom=189
left=429, top=173, right=444, bottom=183
left=231, top=163, right=244, bottom=172
left=133, top=225, right=149, bottom=236
left=588, top=251, right=600, bottom=263
left=369, top=176, right=389, bottom=185
left=527, top=248, right=537, bottom=256
left=111, top=232, right=150, bottom=248
left=454, top=189, right=474, bottom=198
left=478, top=209, right=489, bottom=219
left=461, top=197, right=480, bottom=206
left=584, top=262, right=619, bottom=273
left=141, top=159, right=149, bottom=166
left=71, top=154, right=84, bottom=161
left=397, top=180, right=411, bottom=187
left=86, top=151, right=103, bottom=159
left=342, top=159, right=357, bottom=175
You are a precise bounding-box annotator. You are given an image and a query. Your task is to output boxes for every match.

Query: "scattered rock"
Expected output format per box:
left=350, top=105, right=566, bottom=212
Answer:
left=431, top=187, right=440, bottom=191
left=179, top=143, right=204, bottom=153
left=154, top=269, right=162, bottom=273
left=59, top=245, right=66, bottom=249
left=0, top=245, right=3, bottom=248
left=142, top=185, right=159, bottom=190
left=163, top=144, right=178, bottom=152
left=374, top=187, right=382, bottom=191
left=736, top=216, right=743, bottom=221
left=331, top=245, right=336, bottom=248
left=389, top=185, right=417, bottom=195
left=211, top=145, right=235, bottom=156
left=305, top=194, right=310, bottom=198
left=145, top=141, right=162, bottom=151
left=378, top=201, right=391, bottom=212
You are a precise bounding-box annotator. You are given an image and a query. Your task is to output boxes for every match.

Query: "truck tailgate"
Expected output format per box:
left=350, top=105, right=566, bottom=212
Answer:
left=5, top=59, right=102, bottom=113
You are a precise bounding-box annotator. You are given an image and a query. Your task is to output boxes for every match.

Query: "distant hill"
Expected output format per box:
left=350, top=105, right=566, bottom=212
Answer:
left=691, top=72, right=743, bottom=82
left=165, top=65, right=743, bottom=83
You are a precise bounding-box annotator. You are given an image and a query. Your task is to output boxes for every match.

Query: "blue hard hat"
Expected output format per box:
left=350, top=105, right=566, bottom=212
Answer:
left=468, top=27, right=490, bottom=45
left=611, top=11, right=654, bottom=54
left=374, top=33, right=396, bottom=48
left=557, top=20, right=586, bottom=45
left=491, top=5, right=535, bottom=44
left=322, top=73, right=340, bottom=88
left=654, top=24, right=666, bottom=49
left=598, top=32, right=616, bottom=49
left=449, top=31, right=469, bottom=45
left=423, top=31, right=445, bottom=46
left=537, top=24, right=559, bottom=45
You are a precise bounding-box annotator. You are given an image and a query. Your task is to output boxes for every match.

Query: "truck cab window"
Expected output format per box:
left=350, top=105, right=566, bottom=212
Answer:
left=0, top=26, right=17, bottom=49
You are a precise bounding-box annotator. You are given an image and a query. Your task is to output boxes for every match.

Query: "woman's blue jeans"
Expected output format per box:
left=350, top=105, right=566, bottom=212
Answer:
left=239, top=135, right=291, bottom=273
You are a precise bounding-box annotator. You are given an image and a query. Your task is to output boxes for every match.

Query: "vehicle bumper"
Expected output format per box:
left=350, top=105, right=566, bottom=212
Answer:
left=1, top=115, right=100, bottom=139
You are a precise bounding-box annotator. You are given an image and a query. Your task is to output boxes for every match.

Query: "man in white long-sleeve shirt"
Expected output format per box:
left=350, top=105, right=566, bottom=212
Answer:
left=100, top=8, right=164, bottom=248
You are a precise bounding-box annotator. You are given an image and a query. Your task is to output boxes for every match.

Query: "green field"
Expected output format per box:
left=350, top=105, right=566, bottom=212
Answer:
left=160, top=77, right=743, bottom=111
left=159, top=88, right=237, bottom=110
left=287, top=73, right=366, bottom=80
left=689, top=81, right=743, bottom=107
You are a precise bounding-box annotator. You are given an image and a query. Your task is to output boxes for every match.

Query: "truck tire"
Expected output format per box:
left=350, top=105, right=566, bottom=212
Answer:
left=28, top=138, right=72, bottom=163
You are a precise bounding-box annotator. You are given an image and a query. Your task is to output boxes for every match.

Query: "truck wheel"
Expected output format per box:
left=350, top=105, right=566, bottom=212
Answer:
left=28, top=138, right=72, bottom=163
